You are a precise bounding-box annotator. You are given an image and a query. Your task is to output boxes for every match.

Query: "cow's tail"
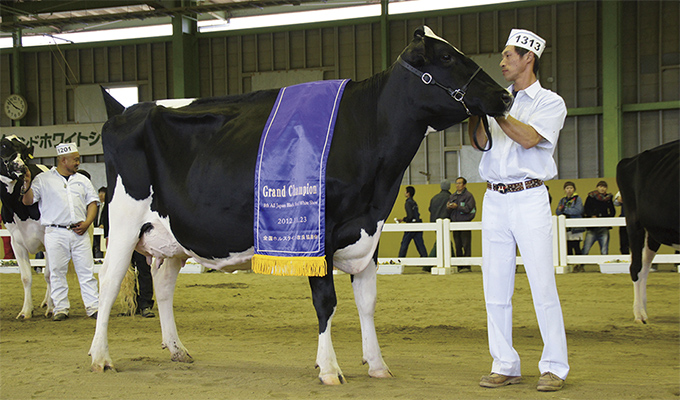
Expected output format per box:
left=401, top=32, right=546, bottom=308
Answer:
left=118, top=265, right=138, bottom=316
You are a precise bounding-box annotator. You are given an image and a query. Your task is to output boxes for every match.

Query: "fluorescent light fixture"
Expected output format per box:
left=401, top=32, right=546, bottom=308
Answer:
left=0, top=25, right=171, bottom=49
left=199, top=4, right=380, bottom=33
left=390, top=0, right=521, bottom=14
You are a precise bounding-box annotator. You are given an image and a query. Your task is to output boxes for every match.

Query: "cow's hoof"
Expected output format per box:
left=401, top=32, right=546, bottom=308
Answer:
left=15, top=311, right=32, bottom=320
left=171, top=352, right=194, bottom=363
left=91, top=363, right=116, bottom=373
left=319, top=373, right=346, bottom=385
left=369, top=368, right=394, bottom=379
left=634, top=318, right=647, bottom=325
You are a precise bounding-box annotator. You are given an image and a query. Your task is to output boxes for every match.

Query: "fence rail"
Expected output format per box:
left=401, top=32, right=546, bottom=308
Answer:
left=379, top=216, right=680, bottom=275
left=1, top=219, right=678, bottom=275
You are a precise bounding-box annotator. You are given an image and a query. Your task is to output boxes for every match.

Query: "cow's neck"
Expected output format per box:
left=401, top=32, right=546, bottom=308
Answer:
left=349, top=67, right=435, bottom=182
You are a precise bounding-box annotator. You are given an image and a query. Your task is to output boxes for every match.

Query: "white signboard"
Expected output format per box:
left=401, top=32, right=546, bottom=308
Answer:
left=0, top=123, right=104, bottom=158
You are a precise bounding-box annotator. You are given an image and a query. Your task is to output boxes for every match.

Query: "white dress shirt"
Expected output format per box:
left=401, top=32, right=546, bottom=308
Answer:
left=479, top=80, right=567, bottom=183
left=30, top=167, right=99, bottom=226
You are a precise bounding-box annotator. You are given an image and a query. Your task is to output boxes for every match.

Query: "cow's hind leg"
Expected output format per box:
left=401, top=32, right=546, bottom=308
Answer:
left=90, top=237, right=136, bottom=372
left=352, top=260, right=392, bottom=378
left=633, top=233, right=658, bottom=324
left=153, top=258, right=192, bottom=363
left=309, top=273, right=345, bottom=385
left=14, top=245, right=34, bottom=319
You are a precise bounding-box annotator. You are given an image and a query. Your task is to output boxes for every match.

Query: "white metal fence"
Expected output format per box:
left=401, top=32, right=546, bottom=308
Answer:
left=379, top=216, right=680, bottom=275
left=1, top=218, right=678, bottom=275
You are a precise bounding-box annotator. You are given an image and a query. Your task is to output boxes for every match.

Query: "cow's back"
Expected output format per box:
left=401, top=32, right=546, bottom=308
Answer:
left=102, top=90, right=280, bottom=258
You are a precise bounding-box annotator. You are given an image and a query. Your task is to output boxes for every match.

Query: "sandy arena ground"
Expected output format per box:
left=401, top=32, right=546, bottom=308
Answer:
left=0, top=266, right=678, bottom=399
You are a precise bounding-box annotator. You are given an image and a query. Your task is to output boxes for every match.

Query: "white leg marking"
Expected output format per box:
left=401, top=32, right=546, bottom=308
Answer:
left=352, top=260, right=392, bottom=378
left=154, top=257, right=193, bottom=363
left=90, top=177, right=150, bottom=372
left=316, top=308, right=345, bottom=385
left=633, top=232, right=656, bottom=324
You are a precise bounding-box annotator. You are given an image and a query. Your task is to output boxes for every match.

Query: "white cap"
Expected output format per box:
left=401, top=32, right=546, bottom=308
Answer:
left=506, top=29, right=546, bottom=58
left=56, top=143, right=78, bottom=155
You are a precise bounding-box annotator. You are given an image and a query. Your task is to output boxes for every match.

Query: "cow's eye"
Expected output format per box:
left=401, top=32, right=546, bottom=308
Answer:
left=441, top=54, right=452, bottom=63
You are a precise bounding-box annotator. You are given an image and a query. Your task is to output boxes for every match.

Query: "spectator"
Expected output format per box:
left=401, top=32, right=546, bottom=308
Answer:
left=447, top=177, right=476, bottom=272
left=397, top=186, right=428, bottom=259
left=555, top=181, right=585, bottom=272
left=582, top=181, right=615, bottom=256
left=427, top=180, right=453, bottom=262
left=93, top=187, right=107, bottom=258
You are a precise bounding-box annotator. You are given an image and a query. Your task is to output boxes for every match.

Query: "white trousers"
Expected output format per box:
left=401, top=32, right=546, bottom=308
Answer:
left=44, top=227, right=99, bottom=316
left=481, top=187, right=569, bottom=380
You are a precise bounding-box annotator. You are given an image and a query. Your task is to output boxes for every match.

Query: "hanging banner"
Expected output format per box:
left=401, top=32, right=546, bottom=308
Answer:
left=0, top=123, right=104, bottom=157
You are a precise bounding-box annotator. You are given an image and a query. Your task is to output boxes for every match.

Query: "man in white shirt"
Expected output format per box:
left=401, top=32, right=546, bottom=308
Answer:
left=469, top=29, right=569, bottom=392
left=22, top=143, right=100, bottom=321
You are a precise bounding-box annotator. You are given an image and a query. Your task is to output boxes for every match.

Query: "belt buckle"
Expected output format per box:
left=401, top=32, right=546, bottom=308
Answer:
left=496, top=183, right=507, bottom=194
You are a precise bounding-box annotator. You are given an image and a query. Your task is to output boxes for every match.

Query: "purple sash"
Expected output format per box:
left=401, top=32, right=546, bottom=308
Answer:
left=252, top=79, right=349, bottom=276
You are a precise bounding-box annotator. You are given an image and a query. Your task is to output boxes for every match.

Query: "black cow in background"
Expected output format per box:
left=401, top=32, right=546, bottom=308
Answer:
left=0, top=136, right=52, bottom=319
left=89, top=26, right=512, bottom=384
left=616, top=140, right=679, bottom=324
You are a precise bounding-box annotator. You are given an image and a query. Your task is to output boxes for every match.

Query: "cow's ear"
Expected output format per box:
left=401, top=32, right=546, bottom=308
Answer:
left=413, top=26, right=426, bottom=40
left=402, top=28, right=427, bottom=67
left=26, top=146, right=34, bottom=159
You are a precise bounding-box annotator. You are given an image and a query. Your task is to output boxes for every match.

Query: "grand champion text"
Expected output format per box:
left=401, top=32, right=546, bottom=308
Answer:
left=262, top=182, right=318, bottom=198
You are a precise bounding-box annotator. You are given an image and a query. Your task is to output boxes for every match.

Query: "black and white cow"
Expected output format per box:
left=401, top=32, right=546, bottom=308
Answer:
left=0, top=135, right=52, bottom=319
left=89, top=26, right=512, bottom=383
left=616, top=140, right=679, bottom=324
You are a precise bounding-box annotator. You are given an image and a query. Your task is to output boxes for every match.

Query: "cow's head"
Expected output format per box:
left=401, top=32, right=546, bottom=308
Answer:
left=0, top=136, right=33, bottom=181
left=397, top=26, right=512, bottom=130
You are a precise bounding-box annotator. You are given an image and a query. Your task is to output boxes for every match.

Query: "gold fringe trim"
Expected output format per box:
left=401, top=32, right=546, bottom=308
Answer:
left=252, top=254, right=327, bottom=277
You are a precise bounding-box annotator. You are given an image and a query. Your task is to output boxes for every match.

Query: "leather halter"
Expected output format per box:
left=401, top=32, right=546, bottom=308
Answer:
left=397, top=56, right=493, bottom=151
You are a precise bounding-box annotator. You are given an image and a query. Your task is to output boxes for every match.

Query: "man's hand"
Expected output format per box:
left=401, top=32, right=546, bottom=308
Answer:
left=72, top=221, right=89, bottom=236
left=447, top=201, right=458, bottom=209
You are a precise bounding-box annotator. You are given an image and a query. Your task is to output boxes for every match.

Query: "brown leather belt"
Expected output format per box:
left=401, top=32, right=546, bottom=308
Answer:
left=487, top=179, right=544, bottom=194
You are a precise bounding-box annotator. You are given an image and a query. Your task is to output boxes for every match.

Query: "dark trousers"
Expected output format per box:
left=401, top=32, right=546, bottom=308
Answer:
left=399, top=232, right=428, bottom=258
left=131, top=251, right=154, bottom=310
left=567, top=240, right=581, bottom=255
left=453, top=230, right=472, bottom=258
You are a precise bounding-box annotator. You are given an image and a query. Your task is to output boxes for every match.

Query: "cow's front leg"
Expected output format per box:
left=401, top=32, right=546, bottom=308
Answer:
left=153, top=258, right=192, bottom=363
left=309, top=273, right=345, bottom=385
left=14, top=245, right=34, bottom=319
left=352, top=260, right=392, bottom=378
left=90, top=238, right=136, bottom=372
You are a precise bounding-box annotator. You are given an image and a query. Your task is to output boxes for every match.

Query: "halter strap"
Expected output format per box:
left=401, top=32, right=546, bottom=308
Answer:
left=397, top=56, right=480, bottom=116
left=397, top=56, right=493, bottom=151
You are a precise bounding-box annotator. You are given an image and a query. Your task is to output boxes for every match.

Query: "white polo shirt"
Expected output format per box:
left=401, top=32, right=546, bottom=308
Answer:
left=479, top=80, right=567, bottom=183
left=30, top=167, right=99, bottom=226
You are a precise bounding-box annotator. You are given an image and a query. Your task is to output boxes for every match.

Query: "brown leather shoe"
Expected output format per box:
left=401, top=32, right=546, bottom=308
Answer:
left=479, top=373, right=521, bottom=388
left=537, top=372, right=564, bottom=391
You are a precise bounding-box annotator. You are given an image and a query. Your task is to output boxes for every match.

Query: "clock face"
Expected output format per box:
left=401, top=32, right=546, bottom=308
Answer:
left=4, top=94, right=28, bottom=120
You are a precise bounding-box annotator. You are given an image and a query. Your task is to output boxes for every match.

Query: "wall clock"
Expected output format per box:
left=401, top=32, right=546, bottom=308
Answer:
left=4, top=94, right=28, bottom=120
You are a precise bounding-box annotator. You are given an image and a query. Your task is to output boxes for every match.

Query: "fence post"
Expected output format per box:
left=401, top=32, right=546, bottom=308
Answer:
left=442, top=218, right=452, bottom=270
left=435, top=218, right=444, bottom=268
left=556, top=215, right=569, bottom=274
